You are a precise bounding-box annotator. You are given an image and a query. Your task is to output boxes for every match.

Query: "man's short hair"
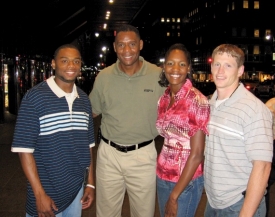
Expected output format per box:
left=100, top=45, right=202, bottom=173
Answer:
left=53, top=44, right=81, bottom=59
left=115, top=24, right=140, bottom=39
left=212, top=44, right=245, bottom=67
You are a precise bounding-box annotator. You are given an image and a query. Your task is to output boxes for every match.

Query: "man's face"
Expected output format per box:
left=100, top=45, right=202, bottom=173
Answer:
left=51, top=48, right=81, bottom=84
left=113, top=31, right=143, bottom=67
left=211, top=52, right=244, bottom=90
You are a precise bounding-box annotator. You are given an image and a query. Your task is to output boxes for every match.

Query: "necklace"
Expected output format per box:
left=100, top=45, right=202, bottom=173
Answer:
left=216, top=83, right=240, bottom=100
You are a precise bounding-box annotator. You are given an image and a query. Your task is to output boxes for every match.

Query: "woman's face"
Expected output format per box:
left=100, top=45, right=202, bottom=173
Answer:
left=164, top=49, right=189, bottom=91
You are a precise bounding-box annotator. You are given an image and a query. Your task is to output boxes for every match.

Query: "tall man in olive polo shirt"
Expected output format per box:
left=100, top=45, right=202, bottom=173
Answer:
left=89, top=24, right=165, bottom=217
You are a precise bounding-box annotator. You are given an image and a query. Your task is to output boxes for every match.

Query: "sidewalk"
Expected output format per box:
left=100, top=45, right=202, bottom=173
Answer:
left=0, top=111, right=274, bottom=217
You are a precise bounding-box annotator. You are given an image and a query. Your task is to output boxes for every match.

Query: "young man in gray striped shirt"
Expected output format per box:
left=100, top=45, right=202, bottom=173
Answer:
left=204, top=44, right=273, bottom=217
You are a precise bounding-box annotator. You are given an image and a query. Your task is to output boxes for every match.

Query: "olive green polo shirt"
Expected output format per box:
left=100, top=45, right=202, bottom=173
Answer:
left=89, top=57, right=165, bottom=144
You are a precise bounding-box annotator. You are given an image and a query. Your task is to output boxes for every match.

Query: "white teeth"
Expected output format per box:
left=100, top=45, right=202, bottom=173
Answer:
left=171, top=74, right=180, bottom=78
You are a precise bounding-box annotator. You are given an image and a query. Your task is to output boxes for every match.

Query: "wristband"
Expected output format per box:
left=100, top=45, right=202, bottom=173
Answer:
left=86, top=184, right=95, bottom=189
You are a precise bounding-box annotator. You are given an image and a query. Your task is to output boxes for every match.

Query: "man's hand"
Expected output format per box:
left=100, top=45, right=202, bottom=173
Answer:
left=239, top=160, right=271, bottom=217
left=81, top=187, right=95, bottom=209
left=36, top=192, right=58, bottom=217
left=18, top=153, right=58, bottom=216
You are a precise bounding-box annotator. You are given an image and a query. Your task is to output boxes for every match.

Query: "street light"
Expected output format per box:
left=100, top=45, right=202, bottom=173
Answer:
left=265, top=34, right=275, bottom=75
left=101, top=46, right=108, bottom=67
left=265, top=34, right=275, bottom=62
left=266, top=35, right=272, bottom=40
left=102, top=46, right=107, bottom=52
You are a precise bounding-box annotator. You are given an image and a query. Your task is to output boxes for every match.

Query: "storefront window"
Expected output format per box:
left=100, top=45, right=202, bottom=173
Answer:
left=243, top=0, right=248, bottom=8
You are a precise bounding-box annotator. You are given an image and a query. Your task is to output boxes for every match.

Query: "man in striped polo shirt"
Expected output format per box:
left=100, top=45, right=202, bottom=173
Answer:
left=204, top=44, right=273, bottom=217
left=11, top=44, right=95, bottom=217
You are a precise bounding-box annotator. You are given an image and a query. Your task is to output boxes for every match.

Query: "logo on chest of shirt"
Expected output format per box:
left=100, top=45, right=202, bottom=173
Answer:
left=144, top=89, right=153, bottom=92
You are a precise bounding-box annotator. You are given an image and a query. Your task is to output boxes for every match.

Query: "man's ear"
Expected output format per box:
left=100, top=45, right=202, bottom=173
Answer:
left=51, top=59, right=56, bottom=70
left=238, top=65, right=244, bottom=77
left=113, top=42, right=117, bottom=53
left=139, top=39, right=144, bottom=50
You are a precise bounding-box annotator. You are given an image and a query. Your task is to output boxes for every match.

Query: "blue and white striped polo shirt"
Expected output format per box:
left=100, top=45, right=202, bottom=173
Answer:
left=11, top=76, right=95, bottom=216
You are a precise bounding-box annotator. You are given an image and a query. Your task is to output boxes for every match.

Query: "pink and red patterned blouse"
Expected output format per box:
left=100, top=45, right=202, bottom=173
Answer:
left=156, top=79, right=210, bottom=182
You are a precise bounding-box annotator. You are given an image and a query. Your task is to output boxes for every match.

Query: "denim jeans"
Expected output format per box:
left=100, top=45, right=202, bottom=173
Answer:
left=157, top=175, right=204, bottom=217
left=204, top=196, right=266, bottom=217
left=26, top=186, right=84, bottom=217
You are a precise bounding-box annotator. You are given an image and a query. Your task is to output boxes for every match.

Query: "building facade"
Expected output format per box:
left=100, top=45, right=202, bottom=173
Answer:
left=137, top=0, right=274, bottom=82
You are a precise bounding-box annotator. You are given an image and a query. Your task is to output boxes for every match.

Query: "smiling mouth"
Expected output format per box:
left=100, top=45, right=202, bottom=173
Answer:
left=216, top=76, right=225, bottom=80
left=66, top=71, right=77, bottom=75
left=170, top=74, right=180, bottom=78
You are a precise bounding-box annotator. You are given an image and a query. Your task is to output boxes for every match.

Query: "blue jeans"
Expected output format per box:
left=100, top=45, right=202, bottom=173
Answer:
left=157, top=175, right=204, bottom=217
left=26, top=186, right=84, bottom=217
left=204, top=196, right=266, bottom=217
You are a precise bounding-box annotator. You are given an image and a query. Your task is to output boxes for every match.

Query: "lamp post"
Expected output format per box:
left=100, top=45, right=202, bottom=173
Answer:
left=101, top=46, right=107, bottom=68
left=265, top=34, right=274, bottom=55
left=272, top=37, right=275, bottom=63
left=0, top=53, right=4, bottom=123
left=265, top=34, right=274, bottom=73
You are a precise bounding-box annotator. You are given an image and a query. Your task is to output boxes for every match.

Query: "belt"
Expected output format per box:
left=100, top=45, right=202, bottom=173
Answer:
left=101, top=135, right=153, bottom=153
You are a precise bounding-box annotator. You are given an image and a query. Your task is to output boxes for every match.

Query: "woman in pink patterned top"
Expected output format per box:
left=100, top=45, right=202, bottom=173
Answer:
left=156, top=43, right=210, bottom=217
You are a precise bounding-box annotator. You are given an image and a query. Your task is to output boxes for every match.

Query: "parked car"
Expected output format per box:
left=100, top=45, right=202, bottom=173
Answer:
left=240, top=79, right=259, bottom=93
left=253, top=79, right=274, bottom=97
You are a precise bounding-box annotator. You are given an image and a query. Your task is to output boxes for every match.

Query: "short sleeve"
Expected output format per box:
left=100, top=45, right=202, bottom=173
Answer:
left=11, top=96, right=40, bottom=151
left=188, top=95, right=210, bottom=137
left=89, top=76, right=102, bottom=116
left=87, top=99, right=95, bottom=148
